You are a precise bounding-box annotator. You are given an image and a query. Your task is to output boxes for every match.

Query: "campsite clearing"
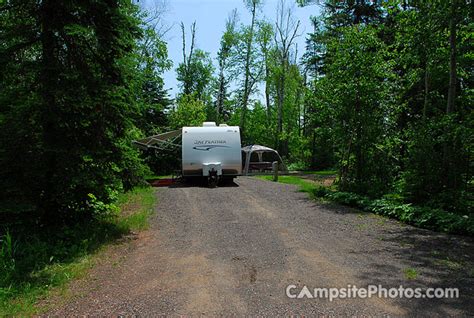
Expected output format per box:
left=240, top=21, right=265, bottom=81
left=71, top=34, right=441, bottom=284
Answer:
left=45, top=177, right=474, bottom=316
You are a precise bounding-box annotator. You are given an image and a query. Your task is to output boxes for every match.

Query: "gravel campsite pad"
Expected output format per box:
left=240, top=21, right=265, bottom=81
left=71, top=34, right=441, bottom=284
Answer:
left=45, top=177, right=474, bottom=316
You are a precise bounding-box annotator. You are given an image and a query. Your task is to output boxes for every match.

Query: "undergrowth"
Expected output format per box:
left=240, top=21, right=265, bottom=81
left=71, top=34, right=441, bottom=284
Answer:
left=257, top=175, right=473, bottom=236
left=0, top=186, right=155, bottom=316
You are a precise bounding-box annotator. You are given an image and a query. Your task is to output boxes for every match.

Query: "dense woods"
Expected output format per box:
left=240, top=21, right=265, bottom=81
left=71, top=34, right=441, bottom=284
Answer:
left=302, top=0, right=473, bottom=211
left=0, top=1, right=171, bottom=308
left=0, top=0, right=473, bottom=303
left=0, top=0, right=171, bottom=222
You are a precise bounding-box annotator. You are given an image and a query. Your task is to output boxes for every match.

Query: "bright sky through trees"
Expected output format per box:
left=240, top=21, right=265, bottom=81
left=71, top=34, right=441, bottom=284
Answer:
left=140, top=0, right=318, bottom=98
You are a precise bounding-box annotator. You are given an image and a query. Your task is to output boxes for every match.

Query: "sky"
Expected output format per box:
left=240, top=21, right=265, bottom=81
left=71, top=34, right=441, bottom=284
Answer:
left=138, top=0, right=320, bottom=100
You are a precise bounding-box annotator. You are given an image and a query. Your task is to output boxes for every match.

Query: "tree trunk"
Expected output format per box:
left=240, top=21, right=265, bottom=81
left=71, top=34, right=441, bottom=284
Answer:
left=423, top=62, right=429, bottom=120
left=444, top=0, right=458, bottom=189
left=354, top=91, right=363, bottom=189
left=180, top=22, right=196, bottom=96
left=265, top=62, right=271, bottom=122
left=446, top=0, right=457, bottom=115
left=216, top=65, right=225, bottom=124
left=39, top=0, right=60, bottom=222
left=240, top=0, right=257, bottom=140
left=277, top=68, right=285, bottom=153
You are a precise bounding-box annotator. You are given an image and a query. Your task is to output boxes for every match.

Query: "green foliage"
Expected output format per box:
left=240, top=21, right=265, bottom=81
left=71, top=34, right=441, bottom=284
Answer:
left=403, top=268, right=418, bottom=280
left=287, top=162, right=310, bottom=171
left=302, top=0, right=472, bottom=215
left=0, top=1, right=164, bottom=222
left=0, top=232, right=16, bottom=288
left=176, top=48, right=214, bottom=101
left=0, top=4, right=166, bottom=312
left=169, top=94, right=207, bottom=129
left=252, top=0, right=474, bottom=234
left=323, top=24, right=396, bottom=196
left=312, top=188, right=474, bottom=236
left=86, top=192, right=119, bottom=218
left=232, top=101, right=275, bottom=146
left=0, top=186, right=155, bottom=316
left=261, top=175, right=473, bottom=236
left=401, top=115, right=472, bottom=213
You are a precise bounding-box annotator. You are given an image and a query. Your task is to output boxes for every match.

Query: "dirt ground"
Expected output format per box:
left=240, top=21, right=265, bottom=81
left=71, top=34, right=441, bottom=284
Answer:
left=44, top=177, right=474, bottom=316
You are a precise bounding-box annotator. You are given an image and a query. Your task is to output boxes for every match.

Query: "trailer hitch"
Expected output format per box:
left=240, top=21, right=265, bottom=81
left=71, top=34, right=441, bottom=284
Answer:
left=208, top=169, right=219, bottom=188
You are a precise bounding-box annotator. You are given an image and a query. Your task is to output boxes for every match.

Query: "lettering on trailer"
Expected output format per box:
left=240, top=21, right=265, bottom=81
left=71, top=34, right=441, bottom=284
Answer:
left=194, top=140, right=227, bottom=145
left=193, top=140, right=230, bottom=151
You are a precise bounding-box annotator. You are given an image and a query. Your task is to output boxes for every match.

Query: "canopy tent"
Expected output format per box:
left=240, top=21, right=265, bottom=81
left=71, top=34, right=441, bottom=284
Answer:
left=241, top=145, right=287, bottom=175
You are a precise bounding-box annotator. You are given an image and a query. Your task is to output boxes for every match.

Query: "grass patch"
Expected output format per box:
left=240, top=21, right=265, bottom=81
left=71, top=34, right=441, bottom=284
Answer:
left=256, top=175, right=319, bottom=195
left=116, top=187, right=155, bottom=231
left=434, top=258, right=463, bottom=271
left=356, top=223, right=369, bottom=231
left=403, top=268, right=419, bottom=280
left=303, top=169, right=337, bottom=176
left=0, top=186, right=155, bottom=316
left=145, top=174, right=173, bottom=181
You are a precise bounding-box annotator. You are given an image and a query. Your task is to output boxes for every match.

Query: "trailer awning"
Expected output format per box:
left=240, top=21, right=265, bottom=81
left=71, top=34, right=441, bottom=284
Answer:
left=133, top=129, right=182, bottom=150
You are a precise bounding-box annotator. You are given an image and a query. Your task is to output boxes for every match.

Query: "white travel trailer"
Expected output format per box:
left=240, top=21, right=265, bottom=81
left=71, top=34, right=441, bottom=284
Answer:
left=182, top=122, right=242, bottom=183
left=133, top=122, right=242, bottom=186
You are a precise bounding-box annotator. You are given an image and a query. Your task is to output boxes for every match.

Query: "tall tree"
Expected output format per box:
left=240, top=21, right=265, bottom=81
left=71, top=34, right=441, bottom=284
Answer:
left=446, top=0, right=458, bottom=114
left=256, top=20, right=275, bottom=123
left=134, top=6, right=173, bottom=135
left=239, top=0, right=262, bottom=140
left=215, top=10, right=239, bottom=124
left=0, top=0, right=149, bottom=221
left=176, top=22, right=214, bottom=101
left=274, top=0, right=300, bottom=154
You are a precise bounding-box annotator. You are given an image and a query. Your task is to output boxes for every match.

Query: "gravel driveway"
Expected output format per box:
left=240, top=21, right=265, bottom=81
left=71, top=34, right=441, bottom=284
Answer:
left=47, top=177, right=474, bottom=316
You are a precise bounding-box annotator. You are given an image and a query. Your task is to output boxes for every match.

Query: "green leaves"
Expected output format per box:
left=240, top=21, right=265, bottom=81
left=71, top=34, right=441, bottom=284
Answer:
left=0, top=232, right=16, bottom=287
left=169, top=94, right=206, bottom=129
left=0, top=0, right=163, bottom=221
left=301, top=0, right=472, bottom=217
left=313, top=188, right=474, bottom=236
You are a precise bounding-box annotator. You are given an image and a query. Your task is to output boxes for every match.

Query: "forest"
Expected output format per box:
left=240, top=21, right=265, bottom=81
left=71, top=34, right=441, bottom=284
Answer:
left=0, top=0, right=473, bottom=309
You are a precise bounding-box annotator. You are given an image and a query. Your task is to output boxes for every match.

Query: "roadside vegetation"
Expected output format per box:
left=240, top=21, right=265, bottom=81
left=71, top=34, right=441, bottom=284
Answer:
left=258, top=175, right=474, bottom=236
left=304, top=170, right=337, bottom=176
left=0, top=187, right=155, bottom=316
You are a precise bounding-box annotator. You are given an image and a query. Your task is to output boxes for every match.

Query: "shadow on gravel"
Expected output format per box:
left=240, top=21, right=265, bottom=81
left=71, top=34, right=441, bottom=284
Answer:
left=168, top=179, right=240, bottom=188
left=351, top=217, right=474, bottom=315
left=289, top=191, right=474, bottom=315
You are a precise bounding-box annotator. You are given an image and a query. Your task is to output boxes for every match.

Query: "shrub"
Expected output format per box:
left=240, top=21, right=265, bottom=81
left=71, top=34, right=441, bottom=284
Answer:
left=312, top=189, right=474, bottom=236
left=0, top=232, right=16, bottom=287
